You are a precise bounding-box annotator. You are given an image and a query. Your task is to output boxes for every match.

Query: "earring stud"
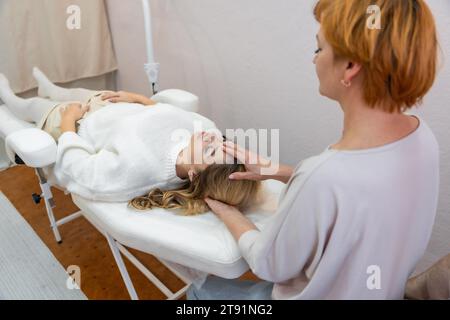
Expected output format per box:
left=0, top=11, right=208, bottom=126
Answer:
left=341, top=79, right=351, bottom=87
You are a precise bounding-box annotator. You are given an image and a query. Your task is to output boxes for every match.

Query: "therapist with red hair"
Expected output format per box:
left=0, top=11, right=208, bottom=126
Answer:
left=188, top=0, right=440, bottom=300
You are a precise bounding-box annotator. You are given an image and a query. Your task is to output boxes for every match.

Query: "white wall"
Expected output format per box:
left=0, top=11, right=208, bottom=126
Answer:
left=106, top=0, right=151, bottom=96
left=106, top=0, right=450, bottom=274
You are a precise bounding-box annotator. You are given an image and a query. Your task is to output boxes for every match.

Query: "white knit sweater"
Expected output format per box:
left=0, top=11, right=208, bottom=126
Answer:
left=53, top=103, right=217, bottom=202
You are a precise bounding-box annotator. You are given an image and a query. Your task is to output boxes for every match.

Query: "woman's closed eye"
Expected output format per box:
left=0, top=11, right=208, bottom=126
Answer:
left=314, top=48, right=322, bottom=54
left=205, top=146, right=216, bottom=156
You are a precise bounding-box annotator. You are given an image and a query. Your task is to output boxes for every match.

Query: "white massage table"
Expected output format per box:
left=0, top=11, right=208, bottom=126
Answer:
left=0, top=89, right=284, bottom=300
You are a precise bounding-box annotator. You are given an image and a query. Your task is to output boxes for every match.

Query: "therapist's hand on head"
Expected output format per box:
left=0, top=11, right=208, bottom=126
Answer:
left=205, top=141, right=295, bottom=241
left=222, top=141, right=271, bottom=181
left=222, top=141, right=293, bottom=183
left=204, top=198, right=240, bottom=218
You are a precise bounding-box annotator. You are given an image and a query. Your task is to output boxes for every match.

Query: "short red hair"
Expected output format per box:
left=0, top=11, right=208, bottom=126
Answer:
left=314, top=0, right=438, bottom=113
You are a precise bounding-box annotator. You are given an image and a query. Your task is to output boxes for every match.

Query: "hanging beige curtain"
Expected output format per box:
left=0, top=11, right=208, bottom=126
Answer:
left=0, top=0, right=118, bottom=93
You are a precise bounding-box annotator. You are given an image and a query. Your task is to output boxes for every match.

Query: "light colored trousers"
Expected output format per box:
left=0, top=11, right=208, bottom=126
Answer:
left=38, top=91, right=112, bottom=141
left=187, top=275, right=273, bottom=300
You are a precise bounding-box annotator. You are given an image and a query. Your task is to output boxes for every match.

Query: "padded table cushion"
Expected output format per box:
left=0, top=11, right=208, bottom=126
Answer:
left=72, top=179, right=285, bottom=279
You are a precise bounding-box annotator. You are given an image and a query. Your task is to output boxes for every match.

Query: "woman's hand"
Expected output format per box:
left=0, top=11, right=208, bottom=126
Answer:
left=222, top=141, right=294, bottom=183
left=60, top=103, right=90, bottom=121
left=101, top=91, right=156, bottom=106
left=101, top=91, right=137, bottom=103
left=59, top=103, right=90, bottom=133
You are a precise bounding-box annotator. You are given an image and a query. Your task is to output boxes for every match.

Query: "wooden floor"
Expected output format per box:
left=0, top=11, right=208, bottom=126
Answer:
left=0, top=165, right=256, bottom=300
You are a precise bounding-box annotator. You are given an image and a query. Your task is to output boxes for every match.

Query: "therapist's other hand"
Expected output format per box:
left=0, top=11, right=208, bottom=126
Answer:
left=60, top=103, right=90, bottom=122
left=204, top=197, right=240, bottom=218
left=101, top=91, right=156, bottom=106
left=222, top=141, right=273, bottom=181
left=205, top=197, right=258, bottom=240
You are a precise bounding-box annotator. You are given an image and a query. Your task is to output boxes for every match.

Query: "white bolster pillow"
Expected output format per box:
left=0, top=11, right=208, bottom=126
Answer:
left=151, top=89, right=199, bottom=113
left=5, top=128, right=57, bottom=168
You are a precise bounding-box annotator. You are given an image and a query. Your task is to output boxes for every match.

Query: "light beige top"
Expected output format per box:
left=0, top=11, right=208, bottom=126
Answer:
left=239, top=116, right=440, bottom=299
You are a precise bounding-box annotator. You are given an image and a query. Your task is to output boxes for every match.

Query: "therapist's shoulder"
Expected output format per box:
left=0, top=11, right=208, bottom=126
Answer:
left=293, top=151, right=347, bottom=190
left=282, top=157, right=341, bottom=217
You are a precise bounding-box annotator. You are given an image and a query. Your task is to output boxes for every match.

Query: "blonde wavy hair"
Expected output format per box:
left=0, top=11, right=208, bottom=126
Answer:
left=128, top=164, right=261, bottom=216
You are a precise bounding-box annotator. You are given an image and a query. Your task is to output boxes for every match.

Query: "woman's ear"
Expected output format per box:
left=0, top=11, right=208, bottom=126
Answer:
left=188, top=169, right=197, bottom=182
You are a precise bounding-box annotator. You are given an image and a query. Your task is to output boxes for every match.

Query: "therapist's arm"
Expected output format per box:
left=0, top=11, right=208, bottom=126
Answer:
left=207, top=175, right=332, bottom=283
left=204, top=198, right=258, bottom=241
left=266, top=164, right=294, bottom=184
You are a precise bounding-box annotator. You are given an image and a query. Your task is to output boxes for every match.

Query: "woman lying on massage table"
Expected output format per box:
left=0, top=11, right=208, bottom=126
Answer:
left=0, top=69, right=261, bottom=215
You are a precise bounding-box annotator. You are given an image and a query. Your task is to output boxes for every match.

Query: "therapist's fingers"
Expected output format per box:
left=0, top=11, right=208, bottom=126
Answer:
left=222, top=141, right=249, bottom=164
left=204, top=197, right=225, bottom=214
left=204, top=197, right=236, bottom=215
left=228, top=171, right=265, bottom=181
left=223, top=143, right=261, bottom=170
left=227, top=141, right=248, bottom=159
